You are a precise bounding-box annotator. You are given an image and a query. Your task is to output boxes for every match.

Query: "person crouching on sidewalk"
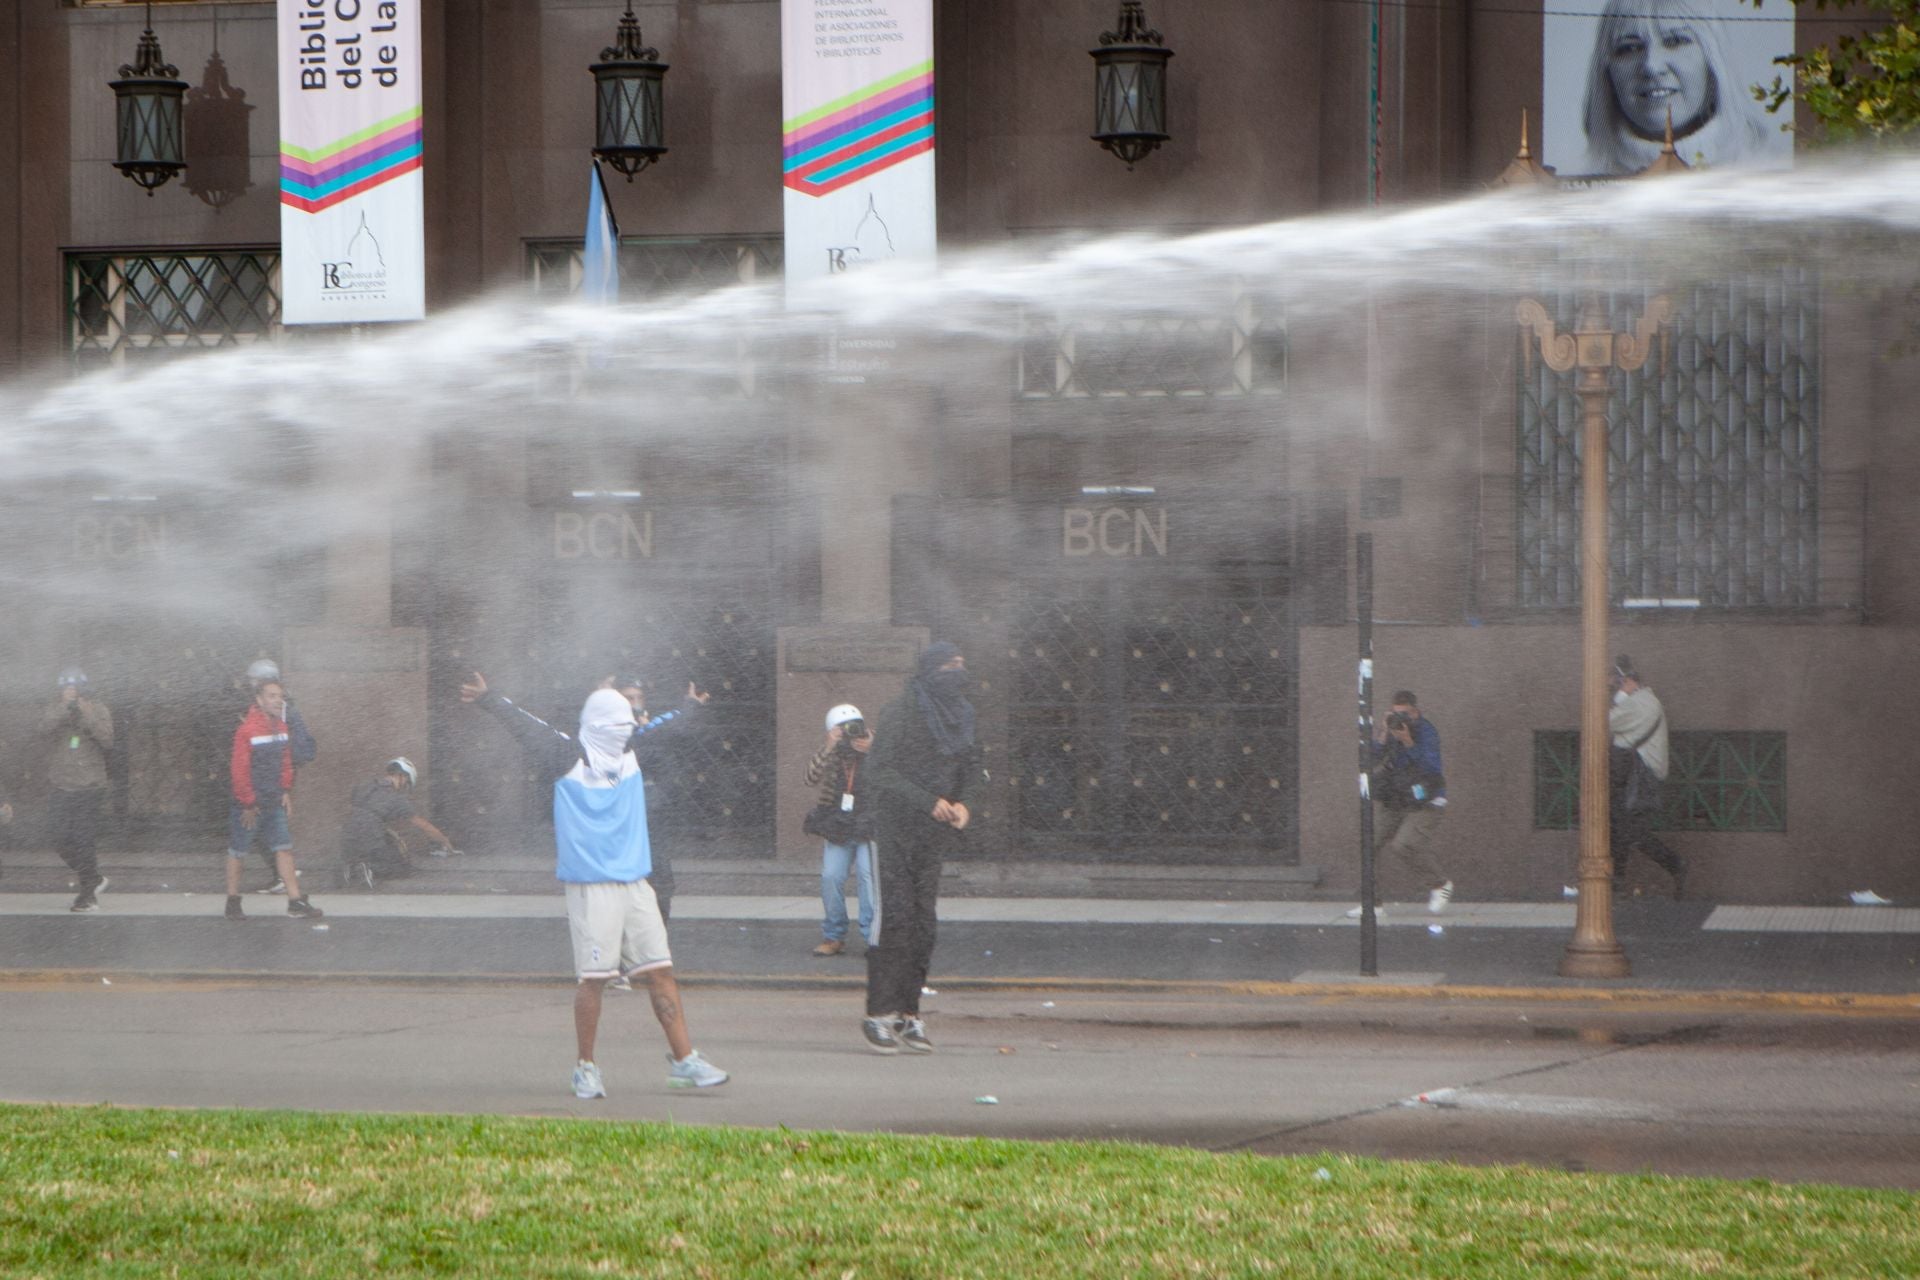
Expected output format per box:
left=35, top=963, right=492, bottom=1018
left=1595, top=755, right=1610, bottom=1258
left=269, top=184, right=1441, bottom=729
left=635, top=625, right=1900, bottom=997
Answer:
left=225, top=680, right=322, bottom=921
left=340, top=756, right=454, bottom=887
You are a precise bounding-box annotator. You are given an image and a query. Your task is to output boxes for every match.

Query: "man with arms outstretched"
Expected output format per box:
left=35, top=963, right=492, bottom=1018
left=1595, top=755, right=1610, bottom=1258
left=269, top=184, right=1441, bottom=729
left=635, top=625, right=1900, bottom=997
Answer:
left=460, top=672, right=727, bottom=1098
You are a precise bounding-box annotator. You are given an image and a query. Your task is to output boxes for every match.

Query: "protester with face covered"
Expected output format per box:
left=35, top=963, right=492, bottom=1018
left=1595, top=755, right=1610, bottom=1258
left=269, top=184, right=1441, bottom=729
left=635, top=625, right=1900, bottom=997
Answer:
left=857, top=642, right=985, bottom=1055
left=1576, top=0, right=1775, bottom=176
left=43, top=669, right=113, bottom=913
left=460, top=671, right=727, bottom=1098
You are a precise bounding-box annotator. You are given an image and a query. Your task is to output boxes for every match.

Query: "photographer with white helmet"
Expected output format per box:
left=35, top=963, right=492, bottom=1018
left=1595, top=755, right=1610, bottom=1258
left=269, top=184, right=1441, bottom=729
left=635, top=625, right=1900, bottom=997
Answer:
left=804, top=704, right=876, bottom=957
left=340, top=756, right=456, bottom=887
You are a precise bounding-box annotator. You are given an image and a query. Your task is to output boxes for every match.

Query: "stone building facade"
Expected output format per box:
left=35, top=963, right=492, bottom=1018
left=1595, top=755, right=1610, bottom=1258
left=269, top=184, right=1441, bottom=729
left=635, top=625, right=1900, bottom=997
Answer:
left=1, top=1, right=1913, bottom=905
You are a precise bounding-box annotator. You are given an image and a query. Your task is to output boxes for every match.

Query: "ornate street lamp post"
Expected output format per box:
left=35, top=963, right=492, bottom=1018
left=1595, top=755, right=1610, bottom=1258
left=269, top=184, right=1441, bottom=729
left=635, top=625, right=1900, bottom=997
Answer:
left=591, top=4, right=669, bottom=180
left=1090, top=2, right=1172, bottom=169
left=1517, top=290, right=1670, bottom=978
left=109, top=4, right=188, bottom=195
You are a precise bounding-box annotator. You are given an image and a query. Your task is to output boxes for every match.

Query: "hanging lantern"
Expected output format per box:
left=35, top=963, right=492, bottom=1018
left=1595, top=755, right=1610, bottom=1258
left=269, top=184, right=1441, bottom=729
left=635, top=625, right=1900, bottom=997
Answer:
left=1090, top=2, right=1172, bottom=169
left=591, top=5, right=669, bottom=180
left=109, top=8, right=189, bottom=195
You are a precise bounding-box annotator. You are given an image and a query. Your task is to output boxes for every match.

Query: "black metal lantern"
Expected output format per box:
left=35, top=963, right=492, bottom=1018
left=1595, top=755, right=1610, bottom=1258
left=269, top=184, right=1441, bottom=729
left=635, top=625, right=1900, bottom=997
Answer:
left=591, top=5, right=669, bottom=180
left=1090, top=2, right=1172, bottom=169
left=109, top=6, right=188, bottom=195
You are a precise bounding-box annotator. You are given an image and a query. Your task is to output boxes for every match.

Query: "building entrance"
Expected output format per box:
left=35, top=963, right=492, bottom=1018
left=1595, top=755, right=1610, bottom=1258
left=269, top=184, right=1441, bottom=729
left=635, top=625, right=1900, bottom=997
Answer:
left=894, top=495, right=1305, bottom=866
left=421, top=497, right=781, bottom=860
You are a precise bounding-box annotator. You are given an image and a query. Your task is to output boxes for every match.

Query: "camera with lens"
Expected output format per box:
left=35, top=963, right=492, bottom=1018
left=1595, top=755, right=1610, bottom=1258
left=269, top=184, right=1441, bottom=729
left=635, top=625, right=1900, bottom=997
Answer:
left=840, top=718, right=867, bottom=741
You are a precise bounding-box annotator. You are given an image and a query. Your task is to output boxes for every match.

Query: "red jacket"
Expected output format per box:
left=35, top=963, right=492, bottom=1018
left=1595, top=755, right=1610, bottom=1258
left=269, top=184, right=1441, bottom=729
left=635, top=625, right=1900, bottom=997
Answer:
left=231, top=706, right=294, bottom=808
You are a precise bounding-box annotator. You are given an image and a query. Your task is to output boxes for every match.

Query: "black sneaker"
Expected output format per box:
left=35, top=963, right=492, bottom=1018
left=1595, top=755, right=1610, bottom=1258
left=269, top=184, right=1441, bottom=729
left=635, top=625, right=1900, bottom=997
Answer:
left=895, top=1016, right=934, bottom=1054
left=69, top=893, right=98, bottom=913
left=861, top=1016, right=901, bottom=1055
left=287, top=898, right=324, bottom=919
left=225, top=896, right=245, bottom=921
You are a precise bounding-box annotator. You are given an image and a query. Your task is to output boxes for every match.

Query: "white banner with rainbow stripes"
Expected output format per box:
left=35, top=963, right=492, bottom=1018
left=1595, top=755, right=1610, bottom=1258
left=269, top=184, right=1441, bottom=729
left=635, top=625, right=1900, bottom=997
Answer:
left=781, top=0, right=935, bottom=290
left=277, top=0, right=425, bottom=324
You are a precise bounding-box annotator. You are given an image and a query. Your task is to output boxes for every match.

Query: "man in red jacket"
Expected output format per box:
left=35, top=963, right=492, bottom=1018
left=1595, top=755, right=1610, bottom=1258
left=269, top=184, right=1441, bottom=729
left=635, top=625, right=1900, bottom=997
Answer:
left=224, top=680, right=323, bottom=921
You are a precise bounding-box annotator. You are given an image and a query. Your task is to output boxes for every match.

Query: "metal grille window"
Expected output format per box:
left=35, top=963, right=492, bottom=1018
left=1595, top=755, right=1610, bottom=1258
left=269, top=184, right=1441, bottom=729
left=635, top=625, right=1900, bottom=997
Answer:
left=1516, top=270, right=1819, bottom=609
left=1533, top=730, right=1786, bottom=832
left=1019, top=288, right=1287, bottom=399
left=527, top=236, right=782, bottom=300
left=68, top=251, right=281, bottom=370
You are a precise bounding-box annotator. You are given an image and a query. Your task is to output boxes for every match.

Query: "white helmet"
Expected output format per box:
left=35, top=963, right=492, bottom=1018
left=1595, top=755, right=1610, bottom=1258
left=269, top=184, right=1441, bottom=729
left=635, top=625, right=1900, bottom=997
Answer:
left=824, top=703, right=864, bottom=732
left=387, top=757, right=419, bottom=787
left=246, top=659, right=281, bottom=683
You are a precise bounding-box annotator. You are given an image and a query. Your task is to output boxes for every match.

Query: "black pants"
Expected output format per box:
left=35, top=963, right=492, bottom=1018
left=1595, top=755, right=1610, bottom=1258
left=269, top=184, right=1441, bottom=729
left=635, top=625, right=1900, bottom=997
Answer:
left=49, top=787, right=104, bottom=886
left=1610, top=805, right=1685, bottom=881
left=866, top=835, right=942, bottom=1018
left=1608, top=749, right=1684, bottom=882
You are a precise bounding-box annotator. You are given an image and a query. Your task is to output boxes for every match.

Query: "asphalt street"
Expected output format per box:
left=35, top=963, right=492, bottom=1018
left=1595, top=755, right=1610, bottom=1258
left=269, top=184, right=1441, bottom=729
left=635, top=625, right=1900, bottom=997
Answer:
left=3, top=981, right=1915, bottom=1190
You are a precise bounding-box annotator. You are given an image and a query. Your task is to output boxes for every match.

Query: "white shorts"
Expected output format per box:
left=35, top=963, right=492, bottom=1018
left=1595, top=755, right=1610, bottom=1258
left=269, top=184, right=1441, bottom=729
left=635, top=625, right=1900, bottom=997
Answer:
left=565, top=880, right=673, bottom=982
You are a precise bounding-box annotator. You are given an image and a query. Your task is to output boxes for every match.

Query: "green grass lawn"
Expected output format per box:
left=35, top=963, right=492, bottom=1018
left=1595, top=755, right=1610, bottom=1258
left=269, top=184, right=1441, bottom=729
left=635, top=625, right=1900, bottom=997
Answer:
left=1, top=1104, right=1915, bottom=1278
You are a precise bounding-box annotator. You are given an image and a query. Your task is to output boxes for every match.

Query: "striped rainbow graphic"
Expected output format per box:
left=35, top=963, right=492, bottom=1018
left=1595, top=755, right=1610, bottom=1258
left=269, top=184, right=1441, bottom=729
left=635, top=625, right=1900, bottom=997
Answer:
left=783, top=61, right=933, bottom=198
left=280, top=106, right=424, bottom=215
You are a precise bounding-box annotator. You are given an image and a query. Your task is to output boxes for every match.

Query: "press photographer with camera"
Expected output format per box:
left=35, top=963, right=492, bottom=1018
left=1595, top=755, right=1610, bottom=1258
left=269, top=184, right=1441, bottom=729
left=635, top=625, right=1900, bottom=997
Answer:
left=1352, top=689, right=1455, bottom=917
left=804, top=704, right=876, bottom=957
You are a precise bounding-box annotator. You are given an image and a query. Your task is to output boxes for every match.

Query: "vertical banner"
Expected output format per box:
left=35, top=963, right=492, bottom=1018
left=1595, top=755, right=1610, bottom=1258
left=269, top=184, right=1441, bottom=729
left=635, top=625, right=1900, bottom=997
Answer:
left=781, top=0, right=935, bottom=290
left=278, top=1, right=425, bottom=324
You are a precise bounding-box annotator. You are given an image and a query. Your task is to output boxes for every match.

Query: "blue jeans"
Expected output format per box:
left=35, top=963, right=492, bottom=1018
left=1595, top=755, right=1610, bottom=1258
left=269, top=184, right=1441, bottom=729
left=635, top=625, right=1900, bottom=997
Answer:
left=821, top=840, right=875, bottom=944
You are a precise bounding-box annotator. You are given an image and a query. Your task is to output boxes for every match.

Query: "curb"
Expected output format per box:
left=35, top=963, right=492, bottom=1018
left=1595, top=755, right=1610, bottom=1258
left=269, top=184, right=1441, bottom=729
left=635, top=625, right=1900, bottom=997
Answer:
left=4, top=968, right=1917, bottom=1014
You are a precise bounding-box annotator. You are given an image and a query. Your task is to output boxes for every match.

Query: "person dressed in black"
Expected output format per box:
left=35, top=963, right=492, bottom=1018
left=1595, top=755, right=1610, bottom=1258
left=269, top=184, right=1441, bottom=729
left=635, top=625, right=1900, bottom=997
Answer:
left=340, top=757, right=454, bottom=887
left=858, top=641, right=984, bottom=1055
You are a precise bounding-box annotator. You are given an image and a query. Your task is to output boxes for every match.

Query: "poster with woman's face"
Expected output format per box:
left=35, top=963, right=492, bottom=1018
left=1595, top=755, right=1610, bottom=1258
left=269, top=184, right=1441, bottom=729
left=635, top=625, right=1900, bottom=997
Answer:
left=1542, top=0, right=1795, bottom=178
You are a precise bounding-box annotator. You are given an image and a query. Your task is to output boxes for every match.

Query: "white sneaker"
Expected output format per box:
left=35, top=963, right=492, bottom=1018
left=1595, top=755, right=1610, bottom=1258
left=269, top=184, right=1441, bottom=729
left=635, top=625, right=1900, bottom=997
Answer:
left=606, top=974, right=632, bottom=991
left=667, top=1049, right=729, bottom=1089
left=1345, top=904, right=1386, bottom=919
left=896, top=1016, right=934, bottom=1054
left=1850, top=890, right=1894, bottom=906
left=1428, top=881, right=1455, bottom=915
left=572, top=1060, right=606, bottom=1099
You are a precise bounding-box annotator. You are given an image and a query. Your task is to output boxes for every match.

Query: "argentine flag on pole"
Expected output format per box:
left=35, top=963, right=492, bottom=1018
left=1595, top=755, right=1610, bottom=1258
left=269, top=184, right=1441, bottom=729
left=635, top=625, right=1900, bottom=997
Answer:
left=582, top=161, right=620, bottom=304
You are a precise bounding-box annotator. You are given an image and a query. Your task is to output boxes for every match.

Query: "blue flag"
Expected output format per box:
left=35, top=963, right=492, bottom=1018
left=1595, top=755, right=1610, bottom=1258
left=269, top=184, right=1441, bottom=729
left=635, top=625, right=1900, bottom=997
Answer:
left=582, top=161, right=620, bottom=304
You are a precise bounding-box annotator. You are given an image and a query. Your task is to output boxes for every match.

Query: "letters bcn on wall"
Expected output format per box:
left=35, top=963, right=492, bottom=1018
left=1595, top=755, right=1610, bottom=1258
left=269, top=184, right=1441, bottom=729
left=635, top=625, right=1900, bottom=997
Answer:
left=278, top=1, right=425, bottom=324
left=781, top=0, right=936, bottom=291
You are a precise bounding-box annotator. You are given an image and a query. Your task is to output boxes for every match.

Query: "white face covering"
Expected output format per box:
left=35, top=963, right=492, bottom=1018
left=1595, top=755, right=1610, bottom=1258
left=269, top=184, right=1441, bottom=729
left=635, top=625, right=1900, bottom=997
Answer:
left=577, top=688, right=638, bottom=780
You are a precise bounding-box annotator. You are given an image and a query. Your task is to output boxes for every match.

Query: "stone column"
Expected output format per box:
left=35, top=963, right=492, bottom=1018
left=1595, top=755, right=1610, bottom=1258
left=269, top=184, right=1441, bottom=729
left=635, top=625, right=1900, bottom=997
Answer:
left=281, top=431, right=428, bottom=866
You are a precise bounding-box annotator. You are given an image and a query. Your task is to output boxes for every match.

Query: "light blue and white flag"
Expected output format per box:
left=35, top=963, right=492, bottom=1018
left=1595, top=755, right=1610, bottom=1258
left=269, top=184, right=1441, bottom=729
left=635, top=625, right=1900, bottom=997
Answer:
left=582, top=161, right=620, bottom=304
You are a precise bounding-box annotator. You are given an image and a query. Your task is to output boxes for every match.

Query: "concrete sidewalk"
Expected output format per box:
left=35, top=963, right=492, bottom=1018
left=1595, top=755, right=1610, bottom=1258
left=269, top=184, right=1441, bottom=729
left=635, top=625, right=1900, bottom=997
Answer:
left=1, top=888, right=1915, bottom=1004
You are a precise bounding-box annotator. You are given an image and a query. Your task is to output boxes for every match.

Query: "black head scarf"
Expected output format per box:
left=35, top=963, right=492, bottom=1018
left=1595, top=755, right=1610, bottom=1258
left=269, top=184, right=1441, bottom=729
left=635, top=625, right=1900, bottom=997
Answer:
left=911, top=641, right=975, bottom=756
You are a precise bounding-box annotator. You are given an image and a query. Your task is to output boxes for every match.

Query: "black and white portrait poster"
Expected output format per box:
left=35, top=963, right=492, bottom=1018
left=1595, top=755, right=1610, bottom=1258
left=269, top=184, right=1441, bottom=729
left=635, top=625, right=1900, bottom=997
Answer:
left=1542, top=0, right=1795, bottom=178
